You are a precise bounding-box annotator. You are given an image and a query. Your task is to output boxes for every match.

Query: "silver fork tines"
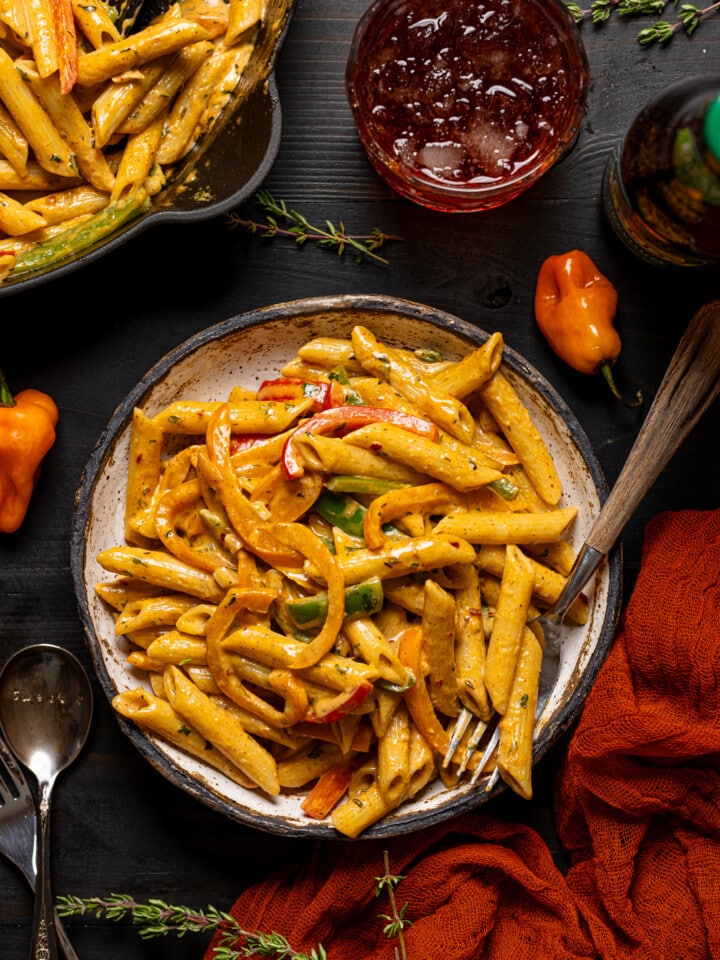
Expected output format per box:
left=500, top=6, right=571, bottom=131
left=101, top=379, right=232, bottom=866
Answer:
left=469, top=721, right=499, bottom=786
left=0, top=733, right=80, bottom=960
left=0, top=733, right=37, bottom=887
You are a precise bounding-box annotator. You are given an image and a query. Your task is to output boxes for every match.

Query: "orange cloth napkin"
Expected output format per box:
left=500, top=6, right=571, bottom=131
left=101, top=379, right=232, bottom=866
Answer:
left=206, top=509, right=720, bottom=960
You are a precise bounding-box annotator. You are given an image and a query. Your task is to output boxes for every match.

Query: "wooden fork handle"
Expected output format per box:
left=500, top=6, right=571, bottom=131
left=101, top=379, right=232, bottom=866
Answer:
left=587, top=300, right=720, bottom=557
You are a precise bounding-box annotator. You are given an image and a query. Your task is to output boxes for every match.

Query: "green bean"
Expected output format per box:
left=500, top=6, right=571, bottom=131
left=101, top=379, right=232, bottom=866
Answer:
left=12, top=190, right=152, bottom=277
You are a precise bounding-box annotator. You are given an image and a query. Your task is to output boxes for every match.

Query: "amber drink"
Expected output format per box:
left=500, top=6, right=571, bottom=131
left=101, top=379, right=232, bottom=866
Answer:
left=345, top=0, right=590, bottom=213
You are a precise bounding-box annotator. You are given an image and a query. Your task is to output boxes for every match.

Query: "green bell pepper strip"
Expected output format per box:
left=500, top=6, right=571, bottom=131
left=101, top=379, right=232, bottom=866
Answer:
left=286, top=577, right=384, bottom=629
left=376, top=673, right=416, bottom=693
left=315, top=489, right=367, bottom=539
left=12, top=190, right=152, bottom=277
left=315, top=488, right=403, bottom=541
left=324, top=475, right=408, bottom=496
left=327, top=366, right=364, bottom=405
left=487, top=477, right=519, bottom=500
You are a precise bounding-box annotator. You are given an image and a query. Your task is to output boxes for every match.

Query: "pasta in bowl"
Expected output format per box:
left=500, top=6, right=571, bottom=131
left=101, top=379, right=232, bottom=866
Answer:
left=0, top=0, right=295, bottom=295
left=71, top=294, right=621, bottom=838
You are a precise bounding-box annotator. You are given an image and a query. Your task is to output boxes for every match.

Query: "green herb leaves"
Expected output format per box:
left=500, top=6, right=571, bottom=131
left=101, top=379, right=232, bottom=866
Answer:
left=227, top=191, right=403, bottom=265
left=565, top=0, right=719, bottom=44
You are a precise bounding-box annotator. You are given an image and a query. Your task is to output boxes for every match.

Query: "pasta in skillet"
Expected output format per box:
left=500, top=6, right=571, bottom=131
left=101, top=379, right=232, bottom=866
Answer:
left=0, top=0, right=280, bottom=282
left=94, top=326, right=585, bottom=837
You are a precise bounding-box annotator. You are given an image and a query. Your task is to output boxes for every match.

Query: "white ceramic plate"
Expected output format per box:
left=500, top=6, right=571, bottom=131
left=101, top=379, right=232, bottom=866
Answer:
left=71, top=294, right=621, bottom=838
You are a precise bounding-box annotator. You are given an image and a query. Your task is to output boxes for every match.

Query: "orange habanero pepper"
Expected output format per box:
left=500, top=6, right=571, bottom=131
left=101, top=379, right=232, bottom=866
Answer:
left=0, top=367, right=58, bottom=533
left=534, top=250, right=642, bottom=408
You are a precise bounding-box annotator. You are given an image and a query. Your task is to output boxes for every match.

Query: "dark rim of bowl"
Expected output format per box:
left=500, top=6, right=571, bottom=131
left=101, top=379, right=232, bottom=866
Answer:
left=70, top=293, right=621, bottom=840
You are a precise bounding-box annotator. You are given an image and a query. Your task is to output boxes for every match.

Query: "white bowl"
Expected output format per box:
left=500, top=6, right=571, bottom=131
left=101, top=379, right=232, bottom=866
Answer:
left=70, top=294, right=621, bottom=838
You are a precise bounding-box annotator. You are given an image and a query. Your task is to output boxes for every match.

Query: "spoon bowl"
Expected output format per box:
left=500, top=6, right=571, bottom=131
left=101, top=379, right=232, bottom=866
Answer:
left=0, top=644, right=93, bottom=960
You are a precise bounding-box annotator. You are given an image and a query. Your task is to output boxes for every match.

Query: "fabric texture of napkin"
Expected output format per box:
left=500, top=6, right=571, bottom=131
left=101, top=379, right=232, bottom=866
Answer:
left=205, top=509, right=720, bottom=960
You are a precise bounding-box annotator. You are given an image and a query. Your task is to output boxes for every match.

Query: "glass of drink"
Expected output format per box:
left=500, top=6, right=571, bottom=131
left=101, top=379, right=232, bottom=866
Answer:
left=345, top=0, right=590, bottom=213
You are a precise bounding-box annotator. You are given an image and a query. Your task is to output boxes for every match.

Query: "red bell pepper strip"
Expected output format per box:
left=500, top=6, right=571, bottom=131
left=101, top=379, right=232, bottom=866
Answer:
left=257, top=377, right=332, bottom=412
left=50, top=0, right=79, bottom=94
left=301, top=760, right=358, bottom=818
left=229, top=433, right=266, bottom=455
left=304, top=678, right=374, bottom=723
left=281, top=405, right=439, bottom=480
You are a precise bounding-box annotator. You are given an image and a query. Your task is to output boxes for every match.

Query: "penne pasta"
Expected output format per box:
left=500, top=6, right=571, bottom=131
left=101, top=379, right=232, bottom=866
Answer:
left=484, top=544, right=535, bottom=715
left=0, top=100, right=27, bottom=174
left=117, top=40, right=213, bottom=135
left=433, top=505, right=578, bottom=544
left=0, top=47, right=77, bottom=177
left=76, top=18, right=210, bottom=86
left=162, top=665, right=280, bottom=794
left=94, top=324, right=587, bottom=836
left=480, top=370, right=563, bottom=506
left=112, top=687, right=257, bottom=788
left=70, top=0, right=120, bottom=46
left=91, top=57, right=172, bottom=150
left=24, top=184, right=109, bottom=224
left=421, top=579, right=458, bottom=718
left=111, top=111, right=166, bottom=202
left=155, top=43, right=232, bottom=164
left=0, top=158, right=81, bottom=190
left=344, top=422, right=503, bottom=491
left=351, top=324, right=476, bottom=444
left=0, top=190, right=46, bottom=234
left=497, top=623, right=543, bottom=799
left=24, top=0, right=57, bottom=78
left=225, top=0, right=262, bottom=45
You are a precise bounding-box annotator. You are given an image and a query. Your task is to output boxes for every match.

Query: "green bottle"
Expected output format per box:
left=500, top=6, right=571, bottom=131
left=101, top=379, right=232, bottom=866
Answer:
left=603, top=74, right=720, bottom=267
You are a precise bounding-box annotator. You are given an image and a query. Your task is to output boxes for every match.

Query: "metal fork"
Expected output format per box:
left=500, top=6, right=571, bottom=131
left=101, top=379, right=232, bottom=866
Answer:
left=449, top=298, right=720, bottom=786
left=0, top=733, right=81, bottom=960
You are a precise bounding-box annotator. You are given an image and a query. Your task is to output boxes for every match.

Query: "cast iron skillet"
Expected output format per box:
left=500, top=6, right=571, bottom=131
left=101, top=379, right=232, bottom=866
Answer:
left=0, top=0, right=296, bottom=298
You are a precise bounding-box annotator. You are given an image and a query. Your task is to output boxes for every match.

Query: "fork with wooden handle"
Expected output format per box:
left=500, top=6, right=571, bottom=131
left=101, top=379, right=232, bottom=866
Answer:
left=0, top=733, right=81, bottom=960
left=449, top=299, right=720, bottom=789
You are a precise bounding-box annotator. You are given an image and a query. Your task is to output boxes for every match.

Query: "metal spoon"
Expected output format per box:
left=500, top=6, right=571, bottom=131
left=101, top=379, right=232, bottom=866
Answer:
left=0, top=644, right=93, bottom=960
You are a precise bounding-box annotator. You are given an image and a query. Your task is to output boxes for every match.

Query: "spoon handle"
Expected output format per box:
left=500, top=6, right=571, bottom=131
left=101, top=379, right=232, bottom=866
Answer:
left=31, top=781, right=60, bottom=960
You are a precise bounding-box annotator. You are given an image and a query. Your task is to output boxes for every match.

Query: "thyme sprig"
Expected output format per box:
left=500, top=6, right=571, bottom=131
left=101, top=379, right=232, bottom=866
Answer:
left=637, top=0, right=720, bottom=41
left=56, top=851, right=412, bottom=959
left=564, top=0, right=719, bottom=42
left=227, top=190, right=403, bottom=265
left=375, top=851, right=412, bottom=960
left=56, top=894, right=327, bottom=959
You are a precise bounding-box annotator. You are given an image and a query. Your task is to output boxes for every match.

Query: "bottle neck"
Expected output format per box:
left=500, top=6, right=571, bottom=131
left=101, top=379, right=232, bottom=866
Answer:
left=672, top=91, right=720, bottom=206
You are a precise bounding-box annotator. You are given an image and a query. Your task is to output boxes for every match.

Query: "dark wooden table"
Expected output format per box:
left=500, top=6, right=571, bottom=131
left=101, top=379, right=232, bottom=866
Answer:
left=1, top=2, right=719, bottom=956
